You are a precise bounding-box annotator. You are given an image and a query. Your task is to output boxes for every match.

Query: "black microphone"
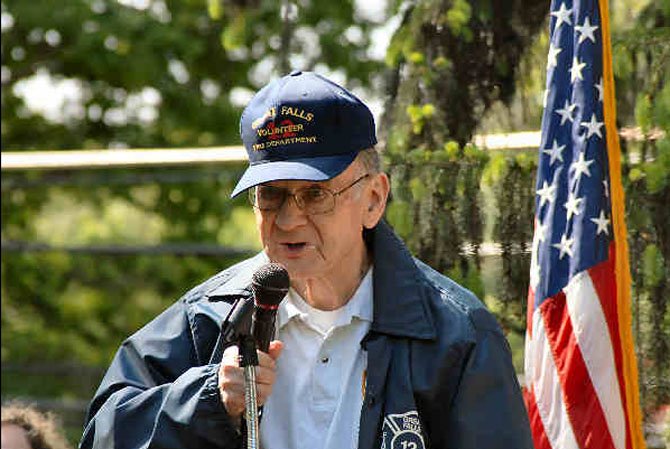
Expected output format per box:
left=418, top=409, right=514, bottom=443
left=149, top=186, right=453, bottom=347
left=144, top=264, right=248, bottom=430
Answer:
left=251, top=263, right=290, bottom=353
left=220, top=296, right=254, bottom=344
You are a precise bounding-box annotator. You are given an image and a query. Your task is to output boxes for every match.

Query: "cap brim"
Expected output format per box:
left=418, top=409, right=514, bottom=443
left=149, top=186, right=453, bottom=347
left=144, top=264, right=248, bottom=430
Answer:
left=230, top=152, right=358, bottom=198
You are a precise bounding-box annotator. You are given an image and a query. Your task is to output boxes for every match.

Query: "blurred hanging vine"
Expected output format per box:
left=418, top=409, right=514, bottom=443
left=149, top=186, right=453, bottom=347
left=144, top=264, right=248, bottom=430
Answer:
left=484, top=152, right=536, bottom=333
left=382, top=0, right=548, bottom=294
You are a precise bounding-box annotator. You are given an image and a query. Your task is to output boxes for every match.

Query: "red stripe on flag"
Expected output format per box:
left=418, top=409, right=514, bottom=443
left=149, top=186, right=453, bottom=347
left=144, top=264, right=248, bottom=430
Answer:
left=540, top=291, right=617, bottom=449
left=588, top=244, right=633, bottom=449
left=524, top=386, right=552, bottom=449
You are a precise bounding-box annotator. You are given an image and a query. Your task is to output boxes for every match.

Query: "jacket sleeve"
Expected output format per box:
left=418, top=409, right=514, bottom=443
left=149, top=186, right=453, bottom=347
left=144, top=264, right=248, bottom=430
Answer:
left=79, top=300, right=241, bottom=449
left=445, top=308, right=534, bottom=449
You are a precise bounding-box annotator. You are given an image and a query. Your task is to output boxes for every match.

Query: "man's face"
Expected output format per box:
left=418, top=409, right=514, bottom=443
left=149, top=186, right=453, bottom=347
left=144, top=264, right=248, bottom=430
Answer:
left=253, top=160, right=386, bottom=283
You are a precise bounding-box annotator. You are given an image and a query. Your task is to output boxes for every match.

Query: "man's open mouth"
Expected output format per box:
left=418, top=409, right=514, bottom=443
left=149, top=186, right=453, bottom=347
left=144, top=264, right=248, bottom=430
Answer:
left=283, top=242, right=307, bottom=250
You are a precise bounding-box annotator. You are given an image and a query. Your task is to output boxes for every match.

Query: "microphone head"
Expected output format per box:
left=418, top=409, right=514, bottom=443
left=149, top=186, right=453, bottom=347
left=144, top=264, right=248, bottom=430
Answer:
left=251, top=263, right=290, bottom=308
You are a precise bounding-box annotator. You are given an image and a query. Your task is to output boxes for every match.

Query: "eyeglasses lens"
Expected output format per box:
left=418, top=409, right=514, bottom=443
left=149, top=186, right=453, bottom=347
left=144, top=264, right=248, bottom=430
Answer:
left=251, top=186, right=334, bottom=214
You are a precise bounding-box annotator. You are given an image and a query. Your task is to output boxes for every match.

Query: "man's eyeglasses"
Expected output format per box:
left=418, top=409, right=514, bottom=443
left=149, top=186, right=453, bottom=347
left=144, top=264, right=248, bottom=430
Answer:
left=248, top=174, right=370, bottom=215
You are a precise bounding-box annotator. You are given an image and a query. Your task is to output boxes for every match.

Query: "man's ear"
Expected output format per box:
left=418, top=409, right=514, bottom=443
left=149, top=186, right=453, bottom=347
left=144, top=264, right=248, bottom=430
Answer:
left=363, top=172, right=390, bottom=229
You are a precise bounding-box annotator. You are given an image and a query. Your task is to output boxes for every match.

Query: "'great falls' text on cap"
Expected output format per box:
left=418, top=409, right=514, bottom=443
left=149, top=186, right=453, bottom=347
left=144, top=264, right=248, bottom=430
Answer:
left=231, top=71, right=377, bottom=197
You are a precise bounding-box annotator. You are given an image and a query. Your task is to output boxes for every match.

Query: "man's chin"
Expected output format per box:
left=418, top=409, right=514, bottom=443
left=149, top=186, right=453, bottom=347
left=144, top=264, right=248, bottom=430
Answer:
left=269, top=257, right=319, bottom=281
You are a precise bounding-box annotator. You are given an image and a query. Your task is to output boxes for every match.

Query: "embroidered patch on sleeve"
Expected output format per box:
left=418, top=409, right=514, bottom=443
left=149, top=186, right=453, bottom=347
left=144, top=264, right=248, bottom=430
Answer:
left=381, top=411, right=426, bottom=449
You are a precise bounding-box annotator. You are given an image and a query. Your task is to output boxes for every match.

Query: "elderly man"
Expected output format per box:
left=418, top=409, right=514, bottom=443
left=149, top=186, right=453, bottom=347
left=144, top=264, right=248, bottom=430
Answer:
left=81, top=71, right=533, bottom=449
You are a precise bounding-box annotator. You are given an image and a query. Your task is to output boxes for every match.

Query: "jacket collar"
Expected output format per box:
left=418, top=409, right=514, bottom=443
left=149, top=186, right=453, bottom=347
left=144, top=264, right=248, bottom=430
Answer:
left=369, top=220, right=436, bottom=340
left=205, top=252, right=269, bottom=299
left=205, top=221, right=436, bottom=341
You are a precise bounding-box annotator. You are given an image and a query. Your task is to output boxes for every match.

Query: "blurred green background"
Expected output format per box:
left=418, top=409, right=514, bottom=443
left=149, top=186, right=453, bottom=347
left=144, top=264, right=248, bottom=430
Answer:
left=2, top=0, right=669, bottom=445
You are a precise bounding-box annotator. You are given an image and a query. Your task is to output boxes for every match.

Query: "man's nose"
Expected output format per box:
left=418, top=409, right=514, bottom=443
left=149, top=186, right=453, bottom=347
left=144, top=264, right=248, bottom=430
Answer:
left=274, top=194, right=308, bottom=229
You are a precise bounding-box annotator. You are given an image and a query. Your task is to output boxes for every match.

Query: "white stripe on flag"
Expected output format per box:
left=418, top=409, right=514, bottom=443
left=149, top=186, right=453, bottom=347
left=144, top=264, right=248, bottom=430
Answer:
left=564, top=271, right=626, bottom=449
left=524, top=328, right=533, bottom=391
left=530, top=308, right=580, bottom=449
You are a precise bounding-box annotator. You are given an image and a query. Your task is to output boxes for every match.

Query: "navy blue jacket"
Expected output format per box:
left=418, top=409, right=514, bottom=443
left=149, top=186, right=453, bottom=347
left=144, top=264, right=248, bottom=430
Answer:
left=80, top=221, right=533, bottom=448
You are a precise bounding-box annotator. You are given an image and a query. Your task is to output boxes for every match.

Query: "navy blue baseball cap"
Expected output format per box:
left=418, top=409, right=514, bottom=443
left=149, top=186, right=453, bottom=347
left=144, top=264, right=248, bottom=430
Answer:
left=231, top=71, right=377, bottom=197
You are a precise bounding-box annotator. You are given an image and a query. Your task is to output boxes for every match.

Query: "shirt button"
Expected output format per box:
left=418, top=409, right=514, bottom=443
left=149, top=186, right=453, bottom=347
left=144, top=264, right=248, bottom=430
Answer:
left=320, top=356, right=330, bottom=364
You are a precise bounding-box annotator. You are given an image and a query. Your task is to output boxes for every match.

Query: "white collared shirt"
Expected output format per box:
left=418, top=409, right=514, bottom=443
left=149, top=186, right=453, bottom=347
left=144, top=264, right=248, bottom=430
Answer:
left=260, top=268, right=373, bottom=449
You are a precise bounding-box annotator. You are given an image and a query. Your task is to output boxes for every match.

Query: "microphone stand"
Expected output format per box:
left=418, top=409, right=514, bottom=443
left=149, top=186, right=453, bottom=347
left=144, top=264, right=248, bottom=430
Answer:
left=238, top=335, right=260, bottom=449
left=222, top=263, right=289, bottom=449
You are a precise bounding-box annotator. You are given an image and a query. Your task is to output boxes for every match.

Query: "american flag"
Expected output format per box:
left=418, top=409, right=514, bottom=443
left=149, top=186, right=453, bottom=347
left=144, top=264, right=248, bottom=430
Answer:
left=523, top=1, right=646, bottom=448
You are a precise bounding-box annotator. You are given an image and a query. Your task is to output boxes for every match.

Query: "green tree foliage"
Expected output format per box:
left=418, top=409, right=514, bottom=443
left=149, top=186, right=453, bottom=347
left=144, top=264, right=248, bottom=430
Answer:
left=613, top=1, right=670, bottom=413
left=2, top=0, right=238, bottom=150
left=383, top=0, right=550, bottom=147
left=1, top=0, right=383, bottom=151
left=382, top=0, right=548, bottom=295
